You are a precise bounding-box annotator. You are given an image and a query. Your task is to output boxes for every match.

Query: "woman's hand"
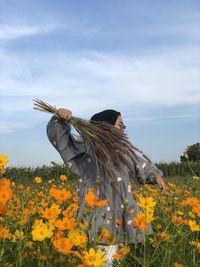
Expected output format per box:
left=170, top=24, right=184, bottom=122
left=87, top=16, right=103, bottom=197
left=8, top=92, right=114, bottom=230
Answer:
left=156, top=175, right=166, bottom=194
left=58, top=108, right=72, bottom=121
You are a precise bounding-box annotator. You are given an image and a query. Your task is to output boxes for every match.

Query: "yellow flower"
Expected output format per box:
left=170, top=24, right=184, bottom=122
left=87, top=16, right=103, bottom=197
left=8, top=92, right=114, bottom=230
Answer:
left=81, top=248, right=106, bottom=267
left=188, top=211, right=196, bottom=219
left=177, top=210, right=184, bottom=216
left=32, top=220, right=54, bottom=241
left=79, top=219, right=89, bottom=229
left=189, top=241, right=200, bottom=254
left=34, top=176, right=42, bottom=183
left=156, top=224, right=162, bottom=230
left=0, top=155, right=9, bottom=167
left=11, top=230, right=24, bottom=243
left=188, top=220, right=200, bottom=232
left=137, top=195, right=156, bottom=210
left=183, top=151, right=188, bottom=159
left=192, top=176, right=200, bottom=180
left=143, top=209, right=155, bottom=223
left=26, top=241, right=34, bottom=249
left=129, top=208, right=135, bottom=214
left=100, top=228, right=113, bottom=244
left=68, top=229, right=88, bottom=248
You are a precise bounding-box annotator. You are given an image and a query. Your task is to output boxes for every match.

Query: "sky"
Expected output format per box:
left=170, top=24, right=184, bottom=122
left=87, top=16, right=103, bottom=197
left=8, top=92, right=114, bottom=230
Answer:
left=0, top=0, right=200, bottom=167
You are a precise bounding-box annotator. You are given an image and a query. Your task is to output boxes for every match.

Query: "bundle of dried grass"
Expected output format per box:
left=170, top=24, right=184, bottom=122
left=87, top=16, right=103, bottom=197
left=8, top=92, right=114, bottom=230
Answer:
left=33, top=99, right=151, bottom=183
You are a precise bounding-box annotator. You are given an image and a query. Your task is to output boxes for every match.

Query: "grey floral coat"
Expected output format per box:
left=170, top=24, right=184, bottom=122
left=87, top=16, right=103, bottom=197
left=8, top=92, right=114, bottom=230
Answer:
left=47, top=116, right=163, bottom=244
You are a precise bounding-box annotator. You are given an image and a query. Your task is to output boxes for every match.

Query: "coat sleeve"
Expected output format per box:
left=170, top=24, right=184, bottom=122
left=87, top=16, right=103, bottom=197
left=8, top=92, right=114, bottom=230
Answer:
left=46, top=116, right=87, bottom=164
left=136, top=155, right=163, bottom=184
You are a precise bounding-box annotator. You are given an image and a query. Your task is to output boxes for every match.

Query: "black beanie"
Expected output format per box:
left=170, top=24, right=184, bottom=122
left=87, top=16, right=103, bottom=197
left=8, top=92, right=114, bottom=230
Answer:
left=90, top=109, right=121, bottom=125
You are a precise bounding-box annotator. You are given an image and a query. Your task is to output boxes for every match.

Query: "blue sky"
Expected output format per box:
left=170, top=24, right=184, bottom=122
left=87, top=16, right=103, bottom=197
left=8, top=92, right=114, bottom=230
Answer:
left=0, top=0, right=200, bottom=167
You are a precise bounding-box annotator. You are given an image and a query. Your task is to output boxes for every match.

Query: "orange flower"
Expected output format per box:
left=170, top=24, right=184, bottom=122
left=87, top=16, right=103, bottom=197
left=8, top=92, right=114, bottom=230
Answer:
left=60, top=175, right=68, bottom=181
left=100, top=228, right=113, bottom=244
left=18, top=215, right=29, bottom=226
left=73, top=195, right=79, bottom=202
left=23, top=208, right=31, bottom=216
left=52, top=230, right=64, bottom=239
left=0, top=224, right=10, bottom=238
left=41, top=204, right=61, bottom=222
left=0, top=178, right=10, bottom=189
left=158, top=231, right=169, bottom=240
left=18, top=209, right=31, bottom=225
left=55, top=217, right=76, bottom=230
left=0, top=168, right=6, bottom=175
left=18, top=184, right=24, bottom=190
left=181, top=198, right=199, bottom=207
left=173, top=263, right=185, bottom=267
left=163, top=207, right=171, bottom=212
left=49, top=187, right=72, bottom=202
left=172, top=215, right=188, bottom=225
left=112, top=244, right=130, bottom=259
left=52, top=237, right=73, bottom=255
left=40, top=199, right=48, bottom=208
left=27, top=200, right=36, bottom=209
left=62, top=203, right=79, bottom=217
left=25, top=187, right=30, bottom=193
left=85, top=188, right=108, bottom=208
left=192, top=205, right=200, bottom=217
left=115, top=219, right=122, bottom=226
left=0, top=203, right=6, bottom=215
left=133, top=216, right=149, bottom=232
left=10, top=197, right=21, bottom=210
left=37, top=191, right=45, bottom=197
left=0, top=188, right=13, bottom=203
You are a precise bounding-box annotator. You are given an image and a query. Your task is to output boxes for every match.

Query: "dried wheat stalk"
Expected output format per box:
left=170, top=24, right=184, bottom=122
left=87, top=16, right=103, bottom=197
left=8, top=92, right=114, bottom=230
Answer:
left=33, top=99, right=151, bottom=183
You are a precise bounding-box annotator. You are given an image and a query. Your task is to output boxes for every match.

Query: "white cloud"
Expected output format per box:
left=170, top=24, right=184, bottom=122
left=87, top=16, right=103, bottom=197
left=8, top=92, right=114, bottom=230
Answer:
left=0, top=46, right=200, bottom=102
left=0, top=24, right=59, bottom=41
left=0, top=121, right=33, bottom=134
left=0, top=45, right=200, bottom=134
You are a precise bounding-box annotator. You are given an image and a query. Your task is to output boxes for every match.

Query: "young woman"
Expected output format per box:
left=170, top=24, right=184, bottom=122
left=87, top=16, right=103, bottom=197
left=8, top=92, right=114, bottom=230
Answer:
left=47, top=108, right=165, bottom=266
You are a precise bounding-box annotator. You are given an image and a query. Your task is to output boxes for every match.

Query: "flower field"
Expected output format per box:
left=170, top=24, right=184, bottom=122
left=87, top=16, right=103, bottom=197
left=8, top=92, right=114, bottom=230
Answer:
left=0, top=155, right=199, bottom=267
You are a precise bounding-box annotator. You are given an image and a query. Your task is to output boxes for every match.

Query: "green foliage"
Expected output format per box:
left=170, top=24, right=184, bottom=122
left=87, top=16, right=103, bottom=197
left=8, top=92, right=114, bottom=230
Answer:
left=6, top=164, right=79, bottom=185
left=157, top=161, right=200, bottom=177
left=180, top=143, right=200, bottom=162
left=5, top=161, right=200, bottom=186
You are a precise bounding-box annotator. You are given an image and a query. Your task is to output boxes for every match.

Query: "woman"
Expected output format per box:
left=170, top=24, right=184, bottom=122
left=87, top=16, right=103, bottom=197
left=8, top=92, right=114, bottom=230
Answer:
left=47, top=108, right=165, bottom=265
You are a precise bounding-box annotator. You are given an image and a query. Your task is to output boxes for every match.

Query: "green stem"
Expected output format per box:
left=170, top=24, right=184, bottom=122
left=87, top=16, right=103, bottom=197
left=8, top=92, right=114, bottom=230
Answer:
left=186, top=158, right=198, bottom=177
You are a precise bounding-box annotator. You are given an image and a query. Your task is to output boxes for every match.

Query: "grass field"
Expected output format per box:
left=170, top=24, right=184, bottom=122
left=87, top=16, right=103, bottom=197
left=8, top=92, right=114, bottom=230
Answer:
left=0, top=155, right=199, bottom=267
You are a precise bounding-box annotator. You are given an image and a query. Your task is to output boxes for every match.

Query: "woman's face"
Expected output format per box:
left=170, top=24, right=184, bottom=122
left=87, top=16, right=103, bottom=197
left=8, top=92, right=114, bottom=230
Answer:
left=114, top=115, right=126, bottom=132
